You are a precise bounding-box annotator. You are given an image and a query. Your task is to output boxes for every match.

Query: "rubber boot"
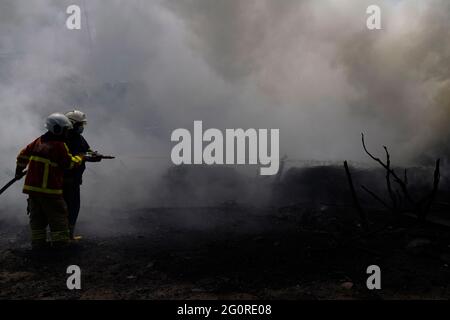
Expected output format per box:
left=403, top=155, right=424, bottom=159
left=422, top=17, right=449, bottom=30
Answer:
left=69, top=225, right=82, bottom=241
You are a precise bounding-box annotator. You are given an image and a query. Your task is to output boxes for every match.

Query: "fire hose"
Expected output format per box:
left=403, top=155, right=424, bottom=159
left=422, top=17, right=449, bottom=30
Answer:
left=0, top=171, right=27, bottom=196
left=0, top=152, right=115, bottom=196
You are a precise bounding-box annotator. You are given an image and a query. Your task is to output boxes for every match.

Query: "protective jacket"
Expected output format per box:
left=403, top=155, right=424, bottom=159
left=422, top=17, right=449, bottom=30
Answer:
left=16, top=132, right=84, bottom=197
left=65, top=133, right=91, bottom=185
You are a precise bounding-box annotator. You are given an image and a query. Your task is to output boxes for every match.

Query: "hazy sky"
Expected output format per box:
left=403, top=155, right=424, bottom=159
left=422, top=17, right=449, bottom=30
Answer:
left=1, top=0, right=449, bottom=215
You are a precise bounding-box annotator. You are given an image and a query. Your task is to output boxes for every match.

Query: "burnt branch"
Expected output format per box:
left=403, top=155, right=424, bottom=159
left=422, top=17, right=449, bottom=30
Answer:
left=344, top=161, right=369, bottom=232
left=361, top=185, right=392, bottom=211
left=361, top=133, right=441, bottom=222
left=383, top=145, right=397, bottom=212
left=418, top=159, right=441, bottom=221
left=361, top=133, right=414, bottom=204
left=396, top=189, right=403, bottom=210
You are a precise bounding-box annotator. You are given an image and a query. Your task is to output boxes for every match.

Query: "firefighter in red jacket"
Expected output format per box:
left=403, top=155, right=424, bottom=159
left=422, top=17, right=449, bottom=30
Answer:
left=15, top=113, right=85, bottom=250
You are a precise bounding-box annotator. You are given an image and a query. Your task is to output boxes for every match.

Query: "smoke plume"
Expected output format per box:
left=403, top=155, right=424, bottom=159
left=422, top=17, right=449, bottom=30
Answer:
left=1, top=0, right=449, bottom=221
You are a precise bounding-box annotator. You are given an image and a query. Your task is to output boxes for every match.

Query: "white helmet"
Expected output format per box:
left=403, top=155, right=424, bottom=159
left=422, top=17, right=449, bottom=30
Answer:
left=45, top=113, right=73, bottom=135
left=65, top=110, right=87, bottom=125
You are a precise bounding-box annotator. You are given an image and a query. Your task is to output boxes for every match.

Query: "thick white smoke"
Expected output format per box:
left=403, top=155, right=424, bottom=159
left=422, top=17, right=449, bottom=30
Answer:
left=1, top=0, right=449, bottom=221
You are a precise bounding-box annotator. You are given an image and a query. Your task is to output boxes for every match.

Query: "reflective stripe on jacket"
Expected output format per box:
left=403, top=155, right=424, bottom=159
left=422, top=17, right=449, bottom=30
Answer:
left=17, top=132, right=84, bottom=197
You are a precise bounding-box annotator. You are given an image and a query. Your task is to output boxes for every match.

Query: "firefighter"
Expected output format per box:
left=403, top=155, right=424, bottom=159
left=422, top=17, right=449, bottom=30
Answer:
left=63, top=110, right=101, bottom=240
left=15, top=113, right=85, bottom=250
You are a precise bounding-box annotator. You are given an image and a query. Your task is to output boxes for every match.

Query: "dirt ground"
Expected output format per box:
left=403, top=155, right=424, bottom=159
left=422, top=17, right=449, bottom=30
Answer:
left=1, top=205, right=450, bottom=300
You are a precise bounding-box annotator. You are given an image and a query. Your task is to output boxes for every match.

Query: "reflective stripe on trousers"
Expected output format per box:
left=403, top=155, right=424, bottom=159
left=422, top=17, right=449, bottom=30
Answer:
left=31, top=229, right=47, bottom=241
left=51, top=230, right=70, bottom=242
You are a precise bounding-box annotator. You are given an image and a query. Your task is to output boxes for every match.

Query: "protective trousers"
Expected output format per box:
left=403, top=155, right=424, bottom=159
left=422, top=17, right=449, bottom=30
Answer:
left=28, top=196, right=70, bottom=248
left=63, top=183, right=81, bottom=238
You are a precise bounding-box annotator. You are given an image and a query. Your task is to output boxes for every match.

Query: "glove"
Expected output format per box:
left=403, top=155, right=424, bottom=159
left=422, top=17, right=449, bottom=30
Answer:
left=15, top=166, right=26, bottom=179
left=84, top=152, right=102, bottom=162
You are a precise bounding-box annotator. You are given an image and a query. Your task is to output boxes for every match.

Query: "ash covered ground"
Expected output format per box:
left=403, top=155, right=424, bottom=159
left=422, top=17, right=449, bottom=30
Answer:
left=1, top=165, right=450, bottom=300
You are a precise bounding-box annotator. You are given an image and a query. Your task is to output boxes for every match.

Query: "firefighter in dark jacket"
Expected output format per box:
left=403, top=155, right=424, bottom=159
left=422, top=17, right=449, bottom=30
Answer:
left=64, top=110, right=101, bottom=240
left=16, top=113, right=84, bottom=249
